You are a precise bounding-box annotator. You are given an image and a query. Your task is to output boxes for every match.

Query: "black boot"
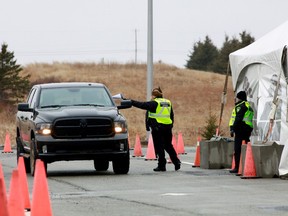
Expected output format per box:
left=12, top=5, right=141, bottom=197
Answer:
left=174, top=161, right=181, bottom=171
left=229, top=168, right=238, bottom=174
left=153, top=167, right=166, bottom=172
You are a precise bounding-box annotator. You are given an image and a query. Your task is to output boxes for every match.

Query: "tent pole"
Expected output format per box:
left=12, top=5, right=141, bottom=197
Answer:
left=217, top=61, right=230, bottom=136
left=263, top=46, right=287, bottom=143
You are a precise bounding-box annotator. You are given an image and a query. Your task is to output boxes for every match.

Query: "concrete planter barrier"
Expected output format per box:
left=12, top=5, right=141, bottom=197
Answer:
left=249, top=141, right=284, bottom=178
left=199, top=137, right=284, bottom=178
left=200, top=138, right=234, bottom=169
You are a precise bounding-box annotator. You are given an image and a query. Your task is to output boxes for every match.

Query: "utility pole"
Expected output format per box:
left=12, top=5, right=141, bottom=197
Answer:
left=147, top=0, right=153, bottom=101
left=135, top=29, right=137, bottom=64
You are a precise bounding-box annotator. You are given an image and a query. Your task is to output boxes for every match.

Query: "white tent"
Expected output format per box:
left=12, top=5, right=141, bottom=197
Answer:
left=229, top=20, right=288, bottom=176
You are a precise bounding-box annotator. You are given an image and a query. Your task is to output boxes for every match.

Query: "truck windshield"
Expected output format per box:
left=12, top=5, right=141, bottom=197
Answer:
left=39, top=86, right=114, bottom=108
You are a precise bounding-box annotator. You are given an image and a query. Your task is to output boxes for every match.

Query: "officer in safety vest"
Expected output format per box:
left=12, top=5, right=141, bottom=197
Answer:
left=229, top=91, right=254, bottom=174
left=131, top=87, right=181, bottom=172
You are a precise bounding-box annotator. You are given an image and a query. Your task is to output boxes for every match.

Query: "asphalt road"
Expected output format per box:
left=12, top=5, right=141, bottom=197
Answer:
left=1, top=147, right=288, bottom=216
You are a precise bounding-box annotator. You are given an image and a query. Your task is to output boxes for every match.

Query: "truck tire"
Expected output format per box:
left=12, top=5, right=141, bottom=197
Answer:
left=112, top=151, right=130, bottom=174
left=30, top=139, right=48, bottom=176
left=30, top=139, right=37, bottom=176
left=94, top=160, right=109, bottom=171
left=16, top=137, right=31, bottom=173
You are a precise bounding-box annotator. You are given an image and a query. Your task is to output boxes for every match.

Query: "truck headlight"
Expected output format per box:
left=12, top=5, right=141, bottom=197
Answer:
left=114, top=121, right=127, bottom=133
left=37, top=123, right=52, bottom=135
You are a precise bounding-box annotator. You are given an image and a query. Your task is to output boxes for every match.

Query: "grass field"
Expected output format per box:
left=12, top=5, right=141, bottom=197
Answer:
left=0, top=62, right=235, bottom=147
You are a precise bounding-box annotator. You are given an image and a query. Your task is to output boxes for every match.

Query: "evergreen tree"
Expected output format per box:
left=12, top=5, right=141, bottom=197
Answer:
left=185, top=36, right=218, bottom=71
left=0, top=43, right=30, bottom=103
left=201, top=112, right=218, bottom=140
left=186, top=31, right=255, bottom=74
left=212, top=31, right=255, bottom=74
left=239, top=30, right=255, bottom=47
left=212, top=35, right=241, bottom=74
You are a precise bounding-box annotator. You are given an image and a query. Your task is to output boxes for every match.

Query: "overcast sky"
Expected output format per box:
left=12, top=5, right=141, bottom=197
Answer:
left=2, top=0, right=288, bottom=68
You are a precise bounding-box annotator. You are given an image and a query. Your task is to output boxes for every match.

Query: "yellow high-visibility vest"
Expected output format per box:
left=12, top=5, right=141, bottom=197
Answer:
left=148, top=98, right=172, bottom=125
left=229, top=101, right=254, bottom=128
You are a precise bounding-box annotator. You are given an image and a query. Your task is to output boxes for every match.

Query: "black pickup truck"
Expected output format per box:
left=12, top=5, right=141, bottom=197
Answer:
left=16, top=82, right=132, bottom=175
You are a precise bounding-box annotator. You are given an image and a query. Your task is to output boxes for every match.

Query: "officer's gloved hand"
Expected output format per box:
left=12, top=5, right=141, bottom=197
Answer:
left=230, top=130, right=234, bottom=137
left=121, top=94, right=128, bottom=100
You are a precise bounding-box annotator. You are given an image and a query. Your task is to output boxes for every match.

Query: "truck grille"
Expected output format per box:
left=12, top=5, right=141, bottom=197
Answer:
left=53, top=117, right=114, bottom=139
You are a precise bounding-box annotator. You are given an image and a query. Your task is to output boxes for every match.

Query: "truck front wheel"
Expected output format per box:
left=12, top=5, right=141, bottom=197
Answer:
left=112, top=152, right=130, bottom=174
left=94, top=160, right=109, bottom=171
left=30, top=139, right=37, bottom=176
left=16, top=137, right=30, bottom=173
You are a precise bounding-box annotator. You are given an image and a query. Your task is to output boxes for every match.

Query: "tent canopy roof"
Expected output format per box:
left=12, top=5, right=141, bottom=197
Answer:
left=229, top=20, right=288, bottom=89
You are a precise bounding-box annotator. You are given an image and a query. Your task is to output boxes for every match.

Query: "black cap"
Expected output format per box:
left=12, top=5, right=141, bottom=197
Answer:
left=236, top=91, right=247, bottom=101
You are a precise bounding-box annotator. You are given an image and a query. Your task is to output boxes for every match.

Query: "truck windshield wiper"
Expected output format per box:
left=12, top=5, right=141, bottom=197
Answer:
left=73, top=104, right=105, bottom=107
left=40, top=105, right=63, bottom=108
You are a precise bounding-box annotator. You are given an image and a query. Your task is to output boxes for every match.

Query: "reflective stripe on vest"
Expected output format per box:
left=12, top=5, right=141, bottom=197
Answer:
left=229, top=108, right=236, bottom=126
left=148, top=98, right=172, bottom=125
left=229, top=101, right=254, bottom=128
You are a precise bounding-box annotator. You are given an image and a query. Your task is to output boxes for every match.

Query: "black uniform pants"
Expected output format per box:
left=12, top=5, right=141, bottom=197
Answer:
left=234, top=129, right=252, bottom=171
left=151, top=126, right=180, bottom=168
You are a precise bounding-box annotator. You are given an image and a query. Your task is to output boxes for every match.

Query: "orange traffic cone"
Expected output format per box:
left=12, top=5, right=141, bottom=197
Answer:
left=31, top=160, right=52, bottom=216
left=177, top=132, right=186, bottom=154
left=168, top=134, right=179, bottom=163
left=18, top=157, right=31, bottom=211
left=172, top=134, right=177, bottom=150
left=216, top=127, right=219, bottom=136
left=145, top=134, right=157, bottom=160
left=0, top=162, right=9, bottom=216
left=241, top=142, right=258, bottom=179
left=231, top=154, right=235, bottom=170
left=192, top=136, right=201, bottom=167
left=2, top=133, right=13, bottom=153
left=236, top=154, right=243, bottom=176
left=8, top=169, right=25, bottom=216
left=0, top=162, right=6, bottom=191
left=132, top=134, right=144, bottom=157
left=0, top=178, right=9, bottom=216
left=128, top=134, right=131, bottom=149
left=235, top=140, right=246, bottom=176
